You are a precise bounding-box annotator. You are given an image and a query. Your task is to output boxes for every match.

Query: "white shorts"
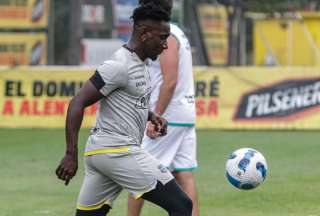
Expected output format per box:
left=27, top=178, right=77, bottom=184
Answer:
left=142, top=126, right=197, bottom=172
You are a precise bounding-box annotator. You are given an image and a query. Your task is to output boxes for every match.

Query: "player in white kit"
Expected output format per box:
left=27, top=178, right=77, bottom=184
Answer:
left=127, top=1, right=199, bottom=216
left=55, top=3, right=193, bottom=216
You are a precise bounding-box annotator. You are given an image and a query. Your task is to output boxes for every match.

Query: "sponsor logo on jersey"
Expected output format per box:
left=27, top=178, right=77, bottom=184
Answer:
left=157, top=164, right=168, bottom=173
left=135, top=90, right=151, bottom=109
left=136, top=81, right=146, bottom=87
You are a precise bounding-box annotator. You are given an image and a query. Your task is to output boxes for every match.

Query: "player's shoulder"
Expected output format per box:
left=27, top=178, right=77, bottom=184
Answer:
left=170, top=23, right=184, bottom=35
left=111, top=46, right=130, bottom=60
left=169, top=23, right=188, bottom=45
left=97, top=60, right=126, bottom=74
left=170, top=23, right=180, bottom=30
left=97, top=48, right=128, bottom=74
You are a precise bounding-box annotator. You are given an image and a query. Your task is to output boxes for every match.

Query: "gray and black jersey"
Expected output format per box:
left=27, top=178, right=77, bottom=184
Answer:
left=76, top=47, right=174, bottom=209
left=86, top=47, right=151, bottom=154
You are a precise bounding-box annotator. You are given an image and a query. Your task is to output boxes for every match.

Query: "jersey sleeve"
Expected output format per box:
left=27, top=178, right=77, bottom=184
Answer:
left=90, top=60, right=128, bottom=96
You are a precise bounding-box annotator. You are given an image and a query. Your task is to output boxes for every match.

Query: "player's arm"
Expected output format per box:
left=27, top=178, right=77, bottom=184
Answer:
left=56, top=78, right=104, bottom=186
left=154, top=34, right=179, bottom=115
left=145, top=35, right=178, bottom=139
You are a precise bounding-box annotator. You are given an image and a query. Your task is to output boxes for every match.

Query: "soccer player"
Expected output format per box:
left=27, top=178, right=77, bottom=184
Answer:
left=55, top=3, right=192, bottom=216
left=127, top=1, right=199, bottom=216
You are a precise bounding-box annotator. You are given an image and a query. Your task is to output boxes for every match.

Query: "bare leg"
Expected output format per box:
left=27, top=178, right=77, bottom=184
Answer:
left=173, top=171, right=199, bottom=216
left=127, top=194, right=145, bottom=216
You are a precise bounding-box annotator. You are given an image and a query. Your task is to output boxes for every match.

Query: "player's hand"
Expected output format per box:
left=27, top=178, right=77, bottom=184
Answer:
left=148, top=112, right=168, bottom=137
left=55, top=152, right=78, bottom=186
left=146, top=122, right=160, bottom=139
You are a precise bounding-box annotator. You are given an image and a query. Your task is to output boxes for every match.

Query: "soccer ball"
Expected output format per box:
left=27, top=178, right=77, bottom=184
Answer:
left=225, top=148, right=267, bottom=190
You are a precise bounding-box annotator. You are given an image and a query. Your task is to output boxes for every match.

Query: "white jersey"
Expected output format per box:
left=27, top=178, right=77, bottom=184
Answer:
left=148, top=23, right=196, bottom=125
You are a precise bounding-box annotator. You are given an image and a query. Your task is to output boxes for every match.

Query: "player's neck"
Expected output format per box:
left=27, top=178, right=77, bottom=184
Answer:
left=127, top=39, right=147, bottom=62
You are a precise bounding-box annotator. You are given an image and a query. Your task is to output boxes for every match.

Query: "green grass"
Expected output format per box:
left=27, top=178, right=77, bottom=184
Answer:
left=0, top=129, right=320, bottom=216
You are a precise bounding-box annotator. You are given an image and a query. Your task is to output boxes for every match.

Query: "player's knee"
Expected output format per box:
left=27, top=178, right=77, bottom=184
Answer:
left=171, top=194, right=193, bottom=216
left=181, top=195, right=193, bottom=215
left=75, top=204, right=111, bottom=216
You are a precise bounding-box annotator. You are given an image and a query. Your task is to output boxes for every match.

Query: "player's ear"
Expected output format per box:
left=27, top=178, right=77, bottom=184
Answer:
left=136, top=22, right=146, bottom=31
left=141, top=33, right=147, bottom=42
left=142, top=32, right=152, bottom=42
left=137, top=23, right=147, bottom=36
left=145, top=32, right=152, bottom=39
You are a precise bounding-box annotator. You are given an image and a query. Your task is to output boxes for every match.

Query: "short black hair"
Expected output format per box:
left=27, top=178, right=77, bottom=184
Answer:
left=131, top=3, right=170, bottom=24
left=139, top=0, right=172, bottom=12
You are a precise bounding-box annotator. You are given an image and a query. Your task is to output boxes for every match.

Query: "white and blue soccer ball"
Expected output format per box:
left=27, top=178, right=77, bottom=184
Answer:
left=225, top=148, right=267, bottom=190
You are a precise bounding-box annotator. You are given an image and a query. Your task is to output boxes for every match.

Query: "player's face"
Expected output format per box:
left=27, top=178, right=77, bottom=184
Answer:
left=142, top=22, right=170, bottom=60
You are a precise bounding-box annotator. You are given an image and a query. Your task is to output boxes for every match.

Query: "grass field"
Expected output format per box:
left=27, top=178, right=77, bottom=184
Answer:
left=1, top=129, right=320, bottom=216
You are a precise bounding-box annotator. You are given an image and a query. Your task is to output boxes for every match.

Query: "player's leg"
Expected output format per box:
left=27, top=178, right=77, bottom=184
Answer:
left=173, top=171, right=199, bottom=216
left=127, top=172, right=198, bottom=216
left=127, top=194, right=144, bottom=216
left=127, top=126, right=183, bottom=216
left=127, top=178, right=194, bottom=216
left=75, top=204, right=111, bottom=216
left=122, top=146, right=192, bottom=215
left=172, top=126, right=199, bottom=216
left=75, top=155, right=122, bottom=216
left=141, top=179, right=193, bottom=216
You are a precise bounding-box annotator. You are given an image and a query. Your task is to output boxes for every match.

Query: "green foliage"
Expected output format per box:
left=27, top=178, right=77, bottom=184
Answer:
left=0, top=129, right=320, bottom=216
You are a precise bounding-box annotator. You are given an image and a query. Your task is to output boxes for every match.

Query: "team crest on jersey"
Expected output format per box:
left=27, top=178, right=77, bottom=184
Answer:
left=135, top=90, right=151, bottom=109
left=158, top=164, right=168, bottom=173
